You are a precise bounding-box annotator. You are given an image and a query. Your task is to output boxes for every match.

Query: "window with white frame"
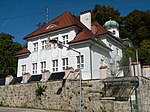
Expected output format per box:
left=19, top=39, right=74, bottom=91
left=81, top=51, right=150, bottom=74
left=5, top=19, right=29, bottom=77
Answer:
left=21, top=65, right=26, bottom=74
left=32, top=63, right=37, bottom=74
left=41, top=61, right=46, bottom=72
left=62, top=35, right=68, bottom=44
left=62, top=58, right=68, bottom=70
left=33, top=42, right=38, bottom=51
left=77, top=55, right=84, bottom=68
left=41, top=40, right=46, bottom=50
left=52, top=59, right=58, bottom=72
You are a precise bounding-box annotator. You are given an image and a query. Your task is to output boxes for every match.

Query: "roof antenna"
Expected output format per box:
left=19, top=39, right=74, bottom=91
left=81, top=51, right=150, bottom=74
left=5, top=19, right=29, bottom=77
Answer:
left=45, top=6, right=49, bottom=23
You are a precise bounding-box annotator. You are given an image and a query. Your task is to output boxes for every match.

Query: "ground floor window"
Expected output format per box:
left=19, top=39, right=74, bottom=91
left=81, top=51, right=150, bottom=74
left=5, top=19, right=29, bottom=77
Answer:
left=21, top=65, right=26, bottom=74
left=52, top=59, right=58, bottom=72
left=62, top=58, right=68, bottom=70
left=77, top=55, right=84, bottom=68
left=41, top=61, right=46, bottom=72
left=32, top=63, right=37, bottom=74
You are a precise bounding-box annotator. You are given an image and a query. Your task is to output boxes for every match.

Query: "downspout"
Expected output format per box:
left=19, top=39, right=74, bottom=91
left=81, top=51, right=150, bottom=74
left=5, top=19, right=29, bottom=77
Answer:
left=90, top=44, right=93, bottom=79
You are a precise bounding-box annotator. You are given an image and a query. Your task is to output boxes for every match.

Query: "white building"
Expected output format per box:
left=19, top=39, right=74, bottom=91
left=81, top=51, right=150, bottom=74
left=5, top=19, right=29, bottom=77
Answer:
left=16, top=11, right=122, bottom=80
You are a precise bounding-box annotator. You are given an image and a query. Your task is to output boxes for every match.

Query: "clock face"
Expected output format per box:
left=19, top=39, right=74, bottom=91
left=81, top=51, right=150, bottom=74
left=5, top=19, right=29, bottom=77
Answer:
left=32, top=52, right=38, bottom=61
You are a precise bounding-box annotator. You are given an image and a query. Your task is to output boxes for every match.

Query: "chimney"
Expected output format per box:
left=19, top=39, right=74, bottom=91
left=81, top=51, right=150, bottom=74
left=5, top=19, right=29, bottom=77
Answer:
left=80, top=10, right=91, bottom=30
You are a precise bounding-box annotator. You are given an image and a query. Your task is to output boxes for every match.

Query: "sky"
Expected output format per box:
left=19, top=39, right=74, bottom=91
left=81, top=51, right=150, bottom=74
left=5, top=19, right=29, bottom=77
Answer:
left=0, top=0, right=149, bottom=44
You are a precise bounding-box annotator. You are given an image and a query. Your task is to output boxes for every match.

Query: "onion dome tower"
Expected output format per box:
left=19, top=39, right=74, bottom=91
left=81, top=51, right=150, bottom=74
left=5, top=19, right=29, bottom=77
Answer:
left=103, top=17, right=119, bottom=38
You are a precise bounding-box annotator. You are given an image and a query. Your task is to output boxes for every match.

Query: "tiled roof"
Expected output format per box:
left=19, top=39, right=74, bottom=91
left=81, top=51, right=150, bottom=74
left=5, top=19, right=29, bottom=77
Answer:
left=15, top=48, right=30, bottom=56
left=69, top=29, right=95, bottom=43
left=24, top=12, right=82, bottom=39
left=91, top=22, right=108, bottom=35
left=23, top=11, right=111, bottom=50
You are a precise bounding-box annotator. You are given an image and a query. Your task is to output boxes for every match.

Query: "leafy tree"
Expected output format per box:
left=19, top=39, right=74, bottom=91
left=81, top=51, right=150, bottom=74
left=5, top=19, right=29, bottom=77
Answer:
left=139, top=39, right=150, bottom=65
left=0, top=33, right=22, bottom=78
left=120, top=10, right=150, bottom=46
left=92, top=4, right=121, bottom=25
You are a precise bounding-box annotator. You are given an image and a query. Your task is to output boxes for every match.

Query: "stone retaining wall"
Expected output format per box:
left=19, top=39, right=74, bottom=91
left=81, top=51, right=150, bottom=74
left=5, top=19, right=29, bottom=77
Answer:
left=0, top=80, right=132, bottom=112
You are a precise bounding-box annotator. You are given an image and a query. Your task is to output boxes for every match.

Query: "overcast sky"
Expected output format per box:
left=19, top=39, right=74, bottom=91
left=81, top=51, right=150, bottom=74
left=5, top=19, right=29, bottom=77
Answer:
left=0, top=0, right=149, bottom=44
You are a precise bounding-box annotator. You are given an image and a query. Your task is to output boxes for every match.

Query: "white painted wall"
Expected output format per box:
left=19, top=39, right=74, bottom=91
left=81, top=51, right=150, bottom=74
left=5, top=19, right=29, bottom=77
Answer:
left=17, top=27, right=122, bottom=80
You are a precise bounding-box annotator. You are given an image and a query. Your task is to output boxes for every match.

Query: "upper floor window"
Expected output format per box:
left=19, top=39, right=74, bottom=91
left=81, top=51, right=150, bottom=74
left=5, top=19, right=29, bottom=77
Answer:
left=46, top=24, right=57, bottom=29
left=52, top=59, right=58, bottom=72
left=33, top=42, right=38, bottom=51
left=62, top=35, right=68, bottom=44
left=21, top=65, right=26, bottom=74
left=113, top=30, right=116, bottom=35
left=62, top=58, right=68, bottom=70
left=101, top=59, right=104, bottom=66
left=109, top=44, right=112, bottom=49
left=77, top=55, right=84, bottom=68
left=41, top=61, right=46, bottom=72
left=41, top=40, right=47, bottom=50
left=53, top=37, right=58, bottom=41
left=32, top=63, right=37, bottom=74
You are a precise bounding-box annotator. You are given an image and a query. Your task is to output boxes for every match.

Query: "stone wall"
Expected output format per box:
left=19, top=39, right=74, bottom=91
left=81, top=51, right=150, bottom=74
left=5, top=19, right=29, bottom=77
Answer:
left=140, top=77, right=150, bottom=111
left=0, top=80, right=132, bottom=112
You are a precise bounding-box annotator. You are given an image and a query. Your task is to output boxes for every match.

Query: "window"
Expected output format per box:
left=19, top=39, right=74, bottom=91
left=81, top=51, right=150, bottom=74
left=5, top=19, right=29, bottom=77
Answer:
left=21, top=65, right=26, bottom=74
left=41, top=40, right=46, bottom=50
left=101, top=59, right=104, bottom=66
left=62, top=35, right=68, bottom=44
left=52, top=59, right=58, bottom=72
left=41, top=61, right=46, bottom=72
left=46, top=24, right=57, bottom=29
left=116, top=48, right=119, bottom=54
left=62, top=58, right=68, bottom=70
left=32, top=63, right=37, bottom=74
left=109, top=44, right=112, bottom=49
left=113, top=30, right=116, bottom=35
left=53, top=37, right=58, bottom=41
left=33, top=42, right=38, bottom=51
left=77, top=55, right=84, bottom=68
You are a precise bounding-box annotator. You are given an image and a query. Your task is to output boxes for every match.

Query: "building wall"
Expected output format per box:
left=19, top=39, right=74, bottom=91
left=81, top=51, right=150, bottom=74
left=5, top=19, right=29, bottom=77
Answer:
left=17, top=28, right=77, bottom=77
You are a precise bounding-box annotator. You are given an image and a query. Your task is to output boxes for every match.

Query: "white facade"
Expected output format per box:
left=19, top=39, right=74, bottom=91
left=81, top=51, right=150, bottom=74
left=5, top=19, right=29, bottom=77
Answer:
left=16, top=11, right=123, bottom=80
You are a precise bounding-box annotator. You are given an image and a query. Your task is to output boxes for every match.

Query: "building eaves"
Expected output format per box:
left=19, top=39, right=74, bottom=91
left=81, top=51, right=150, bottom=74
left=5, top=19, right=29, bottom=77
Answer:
left=15, top=48, right=30, bottom=57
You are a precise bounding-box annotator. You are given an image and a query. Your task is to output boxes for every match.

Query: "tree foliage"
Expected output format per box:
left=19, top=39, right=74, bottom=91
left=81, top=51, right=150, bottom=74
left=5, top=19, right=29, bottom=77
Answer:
left=0, top=33, right=22, bottom=78
left=120, top=10, right=150, bottom=46
left=92, top=4, right=121, bottom=25
left=139, top=39, right=150, bottom=65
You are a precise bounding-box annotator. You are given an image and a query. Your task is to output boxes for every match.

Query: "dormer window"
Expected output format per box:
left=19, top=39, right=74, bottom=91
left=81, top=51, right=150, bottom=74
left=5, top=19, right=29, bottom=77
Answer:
left=46, top=24, right=57, bottom=29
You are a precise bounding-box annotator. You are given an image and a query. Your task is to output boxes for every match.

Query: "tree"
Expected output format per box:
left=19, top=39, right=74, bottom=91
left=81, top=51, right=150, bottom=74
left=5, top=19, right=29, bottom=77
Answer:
left=92, top=4, right=121, bottom=26
left=120, top=10, right=150, bottom=46
left=0, top=33, right=22, bottom=78
left=139, top=39, right=150, bottom=65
